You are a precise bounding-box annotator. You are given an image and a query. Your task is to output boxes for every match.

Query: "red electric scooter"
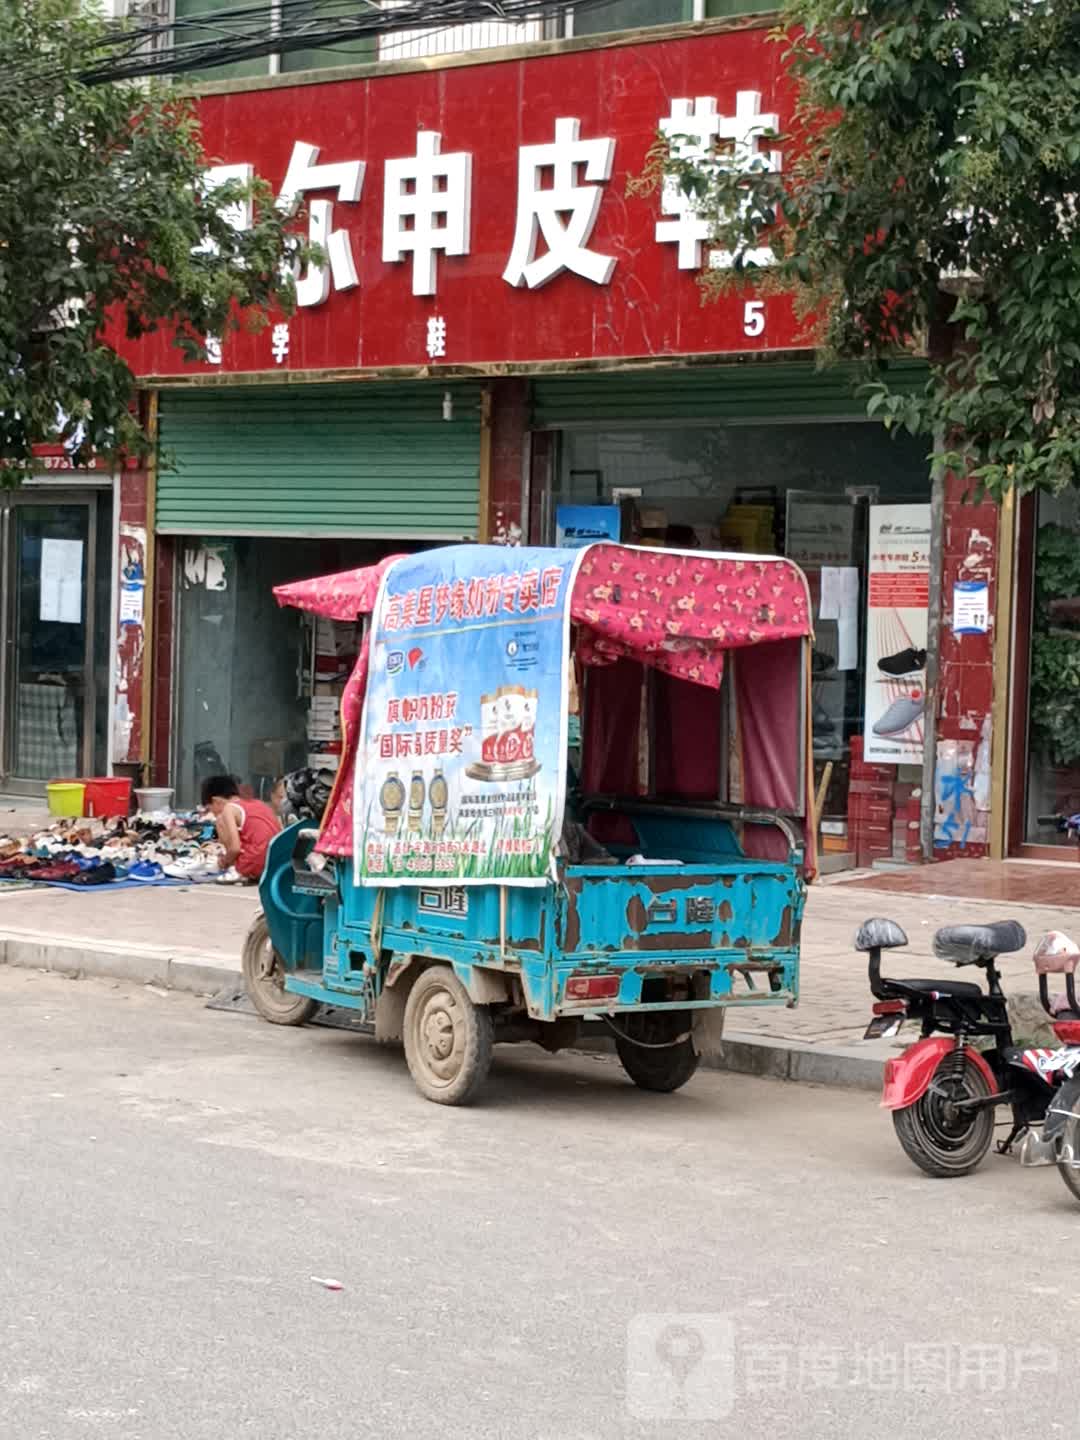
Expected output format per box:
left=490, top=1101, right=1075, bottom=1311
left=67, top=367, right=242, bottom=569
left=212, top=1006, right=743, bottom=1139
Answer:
left=857, top=917, right=1064, bottom=1177
left=1018, top=930, right=1080, bottom=1204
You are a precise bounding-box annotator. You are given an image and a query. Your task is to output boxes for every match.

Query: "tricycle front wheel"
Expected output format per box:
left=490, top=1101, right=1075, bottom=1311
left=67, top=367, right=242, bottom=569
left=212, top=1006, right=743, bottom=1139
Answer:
left=613, top=1013, right=700, bottom=1093
left=403, top=965, right=494, bottom=1105
left=242, top=914, right=318, bottom=1027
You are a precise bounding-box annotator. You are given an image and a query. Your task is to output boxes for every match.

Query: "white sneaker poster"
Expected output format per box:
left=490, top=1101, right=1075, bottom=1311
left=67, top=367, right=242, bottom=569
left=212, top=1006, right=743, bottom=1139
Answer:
left=863, top=504, right=932, bottom=764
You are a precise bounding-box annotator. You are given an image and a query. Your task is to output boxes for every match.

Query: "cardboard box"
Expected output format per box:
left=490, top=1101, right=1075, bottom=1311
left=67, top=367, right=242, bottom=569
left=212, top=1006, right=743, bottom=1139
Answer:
left=249, top=738, right=290, bottom=775
left=637, top=507, right=667, bottom=532
left=852, top=783, right=892, bottom=806
left=849, top=802, right=893, bottom=827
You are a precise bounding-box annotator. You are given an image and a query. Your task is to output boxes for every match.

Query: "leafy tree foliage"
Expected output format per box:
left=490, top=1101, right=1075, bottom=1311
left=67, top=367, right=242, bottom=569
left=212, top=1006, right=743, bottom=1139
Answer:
left=0, top=0, right=304, bottom=475
left=640, top=0, right=1080, bottom=498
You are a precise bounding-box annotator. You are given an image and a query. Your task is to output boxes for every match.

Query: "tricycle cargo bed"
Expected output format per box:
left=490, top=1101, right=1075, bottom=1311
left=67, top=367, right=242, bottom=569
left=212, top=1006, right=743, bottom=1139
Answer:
left=557, top=862, right=802, bottom=958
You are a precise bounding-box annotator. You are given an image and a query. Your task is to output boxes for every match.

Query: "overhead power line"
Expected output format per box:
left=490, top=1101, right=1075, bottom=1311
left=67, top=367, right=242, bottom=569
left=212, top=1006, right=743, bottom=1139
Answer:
left=76, top=0, right=626, bottom=84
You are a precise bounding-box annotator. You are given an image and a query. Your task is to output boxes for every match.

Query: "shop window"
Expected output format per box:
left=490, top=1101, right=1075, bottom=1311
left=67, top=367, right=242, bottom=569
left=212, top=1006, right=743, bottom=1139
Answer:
left=553, top=421, right=931, bottom=872
left=279, top=0, right=375, bottom=72
left=572, top=0, right=774, bottom=34
left=1024, top=491, right=1080, bottom=847
left=171, top=0, right=372, bottom=82
left=172, top=0, right=270, bottom=82
left=703, top=0, right=775, bottom=16
left=572, top=0, right=689, bottom=36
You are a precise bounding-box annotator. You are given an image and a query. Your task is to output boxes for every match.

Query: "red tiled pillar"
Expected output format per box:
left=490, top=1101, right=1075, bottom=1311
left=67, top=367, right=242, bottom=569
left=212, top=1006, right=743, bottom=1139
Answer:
left=931, top=471, right=999, bottom=860
left=112, top=467, right=150, bottom=772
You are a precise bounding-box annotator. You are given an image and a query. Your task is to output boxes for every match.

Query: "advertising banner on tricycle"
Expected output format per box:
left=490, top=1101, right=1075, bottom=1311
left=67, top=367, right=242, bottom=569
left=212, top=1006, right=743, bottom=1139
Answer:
left=354, top=546, right=578, bottom=886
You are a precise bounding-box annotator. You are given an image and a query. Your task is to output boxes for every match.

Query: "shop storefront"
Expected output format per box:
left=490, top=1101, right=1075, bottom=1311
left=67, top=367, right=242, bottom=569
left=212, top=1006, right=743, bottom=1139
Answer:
left=0, top=469, right=115, bottom=792
left=529, top=363, right=934, bottom=869
left=155, top=383, right=482, bottom=804
left=1004, top=490, right=1080, bottom=856
left=111, top=20, right=990, bottom=865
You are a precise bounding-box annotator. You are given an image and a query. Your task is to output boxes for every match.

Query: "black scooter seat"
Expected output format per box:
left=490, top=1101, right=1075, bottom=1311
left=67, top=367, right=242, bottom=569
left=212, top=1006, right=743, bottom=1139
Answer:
left=933, top=920, right=1026, bottom=964
left=892, top=976, right=985, bottom=1000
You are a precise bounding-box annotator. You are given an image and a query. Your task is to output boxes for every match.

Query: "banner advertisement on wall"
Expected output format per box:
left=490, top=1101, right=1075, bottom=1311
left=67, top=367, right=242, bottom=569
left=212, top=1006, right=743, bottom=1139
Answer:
left=354, top=547, right=576, bottom=886
left=863, top=504, right=932, bottom=765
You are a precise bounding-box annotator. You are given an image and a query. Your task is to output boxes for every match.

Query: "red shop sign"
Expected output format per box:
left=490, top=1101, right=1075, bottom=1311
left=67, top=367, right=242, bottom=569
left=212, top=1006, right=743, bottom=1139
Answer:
left=120, top=25, right=805, bottom=378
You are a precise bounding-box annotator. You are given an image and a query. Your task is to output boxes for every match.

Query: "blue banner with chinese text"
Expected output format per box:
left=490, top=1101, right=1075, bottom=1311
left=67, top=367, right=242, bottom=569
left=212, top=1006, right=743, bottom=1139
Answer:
left=354, top=545, right=579, bottom=886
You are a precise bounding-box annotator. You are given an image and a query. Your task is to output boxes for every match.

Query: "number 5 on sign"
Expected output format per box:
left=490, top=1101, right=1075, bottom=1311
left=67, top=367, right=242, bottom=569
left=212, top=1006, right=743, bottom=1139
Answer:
left=743, top=300, right=765, bottom=337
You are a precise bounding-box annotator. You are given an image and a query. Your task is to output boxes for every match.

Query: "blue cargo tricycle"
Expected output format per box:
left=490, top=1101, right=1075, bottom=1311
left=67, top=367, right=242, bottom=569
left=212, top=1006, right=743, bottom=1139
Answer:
left=244, top=542, right=815, bottom=1104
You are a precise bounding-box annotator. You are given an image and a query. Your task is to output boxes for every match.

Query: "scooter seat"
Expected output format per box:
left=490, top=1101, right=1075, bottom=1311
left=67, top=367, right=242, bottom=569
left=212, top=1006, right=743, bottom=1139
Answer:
left=933, top=920, right=1026, bottom=965
left=894, top=976, right=985, bottom=1000
left=854, top=917, right=909, bottom=952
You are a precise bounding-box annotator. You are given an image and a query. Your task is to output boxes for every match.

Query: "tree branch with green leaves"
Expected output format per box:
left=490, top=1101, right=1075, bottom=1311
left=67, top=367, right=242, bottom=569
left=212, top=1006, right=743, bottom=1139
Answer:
left=0, top=0, right=310, bottom=477
left=631, top=0, right=1080, bottom=500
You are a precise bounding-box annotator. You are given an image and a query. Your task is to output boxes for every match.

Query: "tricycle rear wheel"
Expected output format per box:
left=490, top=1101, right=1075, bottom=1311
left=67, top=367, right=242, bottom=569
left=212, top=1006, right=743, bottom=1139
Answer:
left=403, top=965, right=494, bottom=1105
left=613, top=1013, right=700, bottom=1093
left=242, top=913, right=318, bottom=1027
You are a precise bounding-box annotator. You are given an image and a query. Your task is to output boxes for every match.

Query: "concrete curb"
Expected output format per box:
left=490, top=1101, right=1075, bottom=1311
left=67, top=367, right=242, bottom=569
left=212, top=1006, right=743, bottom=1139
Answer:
left=572, top=1030, right=888, bottom=1090
left=713, top=1030, right=887, bottom=1091
left=0, top=930, right=238, bottom=996
left=2, top=930, right=892, bottom=1090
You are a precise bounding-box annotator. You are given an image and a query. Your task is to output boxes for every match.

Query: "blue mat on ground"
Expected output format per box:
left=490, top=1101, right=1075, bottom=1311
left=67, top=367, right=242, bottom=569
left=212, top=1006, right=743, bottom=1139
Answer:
left=0, top=875, right=216, bottom=893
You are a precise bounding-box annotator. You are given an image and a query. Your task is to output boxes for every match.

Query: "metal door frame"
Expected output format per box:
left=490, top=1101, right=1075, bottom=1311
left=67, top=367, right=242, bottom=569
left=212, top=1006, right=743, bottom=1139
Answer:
left=0, top=490, right=99, bottom=793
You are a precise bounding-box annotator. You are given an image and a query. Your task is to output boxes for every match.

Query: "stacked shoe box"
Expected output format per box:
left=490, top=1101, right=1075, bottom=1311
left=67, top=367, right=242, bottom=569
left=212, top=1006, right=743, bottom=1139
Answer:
left=307, top=617, right=352, bottom=772
left=892, top=781, right=923, bottom=864
left=848, top=736, right=895, bottom=868
left=847, top=737, right=923, bottom=867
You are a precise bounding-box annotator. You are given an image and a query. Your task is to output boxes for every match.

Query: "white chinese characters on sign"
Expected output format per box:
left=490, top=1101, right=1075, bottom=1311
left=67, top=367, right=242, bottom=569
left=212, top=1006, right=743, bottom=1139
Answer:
left=426, top=316, right=447, bottom=358
left=383, top=131, right=472, bottom=297
left=193, top=90, right=781, bottom=350
left=271, top=323, right=290, bottom=365
left=278, top=141, right=365, bottom=307
left=503, top=118, right=616, bottom=289
left=656, top=92, right=781, bottom=271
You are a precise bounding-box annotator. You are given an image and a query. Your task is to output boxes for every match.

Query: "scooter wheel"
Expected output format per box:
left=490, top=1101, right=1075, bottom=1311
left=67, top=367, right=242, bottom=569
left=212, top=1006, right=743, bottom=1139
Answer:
left=242, top=914, right=318, bottom=1026
left=893, top=1053, right=995, bottom=1177
left=1056, top=1116, right=1080, bottom=1205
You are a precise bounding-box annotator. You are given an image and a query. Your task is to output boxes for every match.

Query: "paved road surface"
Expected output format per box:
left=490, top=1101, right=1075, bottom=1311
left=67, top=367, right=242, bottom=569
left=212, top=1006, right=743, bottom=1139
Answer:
left=1, top=968, right=1075, bottom=1440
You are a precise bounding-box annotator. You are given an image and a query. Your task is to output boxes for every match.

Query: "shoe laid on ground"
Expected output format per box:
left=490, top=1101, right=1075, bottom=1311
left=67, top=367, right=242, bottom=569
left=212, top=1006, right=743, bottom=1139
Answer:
left=216, top=865, right=246, bottom=885
left=872, top=695, right=925, bottom=736
left=32, top=861, right=83, bottom=882
left=127, top=860, right=164, bottom=882
left=70, top=862, right=117, bottom=886
left=163, top=855, right=216, bottom=879
left=812, top=649, right=835, bottom=677
left=877, top=646, right=926, bottom=677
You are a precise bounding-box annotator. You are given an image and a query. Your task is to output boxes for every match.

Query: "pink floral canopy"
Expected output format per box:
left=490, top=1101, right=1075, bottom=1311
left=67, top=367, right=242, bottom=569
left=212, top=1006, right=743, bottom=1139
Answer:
left=274, top=544, right=814, bottom=869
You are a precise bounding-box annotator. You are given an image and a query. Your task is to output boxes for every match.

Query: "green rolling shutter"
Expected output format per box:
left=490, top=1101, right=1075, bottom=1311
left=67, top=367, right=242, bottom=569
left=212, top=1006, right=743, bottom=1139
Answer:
left=530, top=359, right=929, bottom=426
left=156, top=383, right=482, bottom=539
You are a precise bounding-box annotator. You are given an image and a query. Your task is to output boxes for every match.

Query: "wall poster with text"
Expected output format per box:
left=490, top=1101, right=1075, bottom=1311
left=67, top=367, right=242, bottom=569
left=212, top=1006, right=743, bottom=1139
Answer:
left=863, top=504, right=932, bottom=765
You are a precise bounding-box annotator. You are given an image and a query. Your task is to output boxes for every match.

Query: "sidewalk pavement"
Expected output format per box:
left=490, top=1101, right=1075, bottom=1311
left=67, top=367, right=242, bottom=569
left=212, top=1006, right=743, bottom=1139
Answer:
left=1, top=858, right=1078, bottom=1091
